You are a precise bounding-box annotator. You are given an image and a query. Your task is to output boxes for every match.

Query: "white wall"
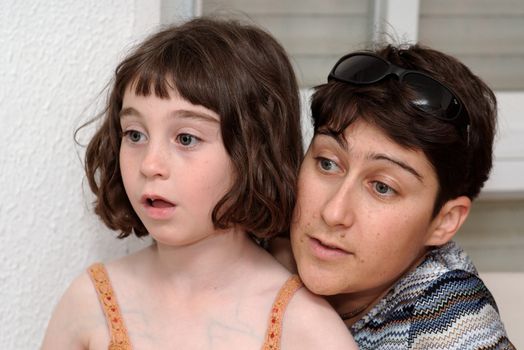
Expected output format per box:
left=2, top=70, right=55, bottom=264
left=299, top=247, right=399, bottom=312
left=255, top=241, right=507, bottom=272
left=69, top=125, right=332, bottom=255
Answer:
left=0, top=1, right=172, bottom=348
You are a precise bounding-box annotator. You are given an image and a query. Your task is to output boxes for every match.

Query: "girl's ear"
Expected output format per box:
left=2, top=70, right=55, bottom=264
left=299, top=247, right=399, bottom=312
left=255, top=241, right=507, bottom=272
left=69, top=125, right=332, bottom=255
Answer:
left=425, top=196, right=471, bottom=246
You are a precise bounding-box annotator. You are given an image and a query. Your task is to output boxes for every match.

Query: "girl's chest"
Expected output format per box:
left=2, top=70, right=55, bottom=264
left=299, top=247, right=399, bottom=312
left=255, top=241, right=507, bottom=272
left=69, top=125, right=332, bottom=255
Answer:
left=89, top=295, right=273, bottom=350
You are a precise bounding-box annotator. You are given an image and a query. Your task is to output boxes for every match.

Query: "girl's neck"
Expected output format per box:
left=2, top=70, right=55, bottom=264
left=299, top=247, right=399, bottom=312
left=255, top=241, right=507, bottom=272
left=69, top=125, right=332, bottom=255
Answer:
left=145, top=228, right=263, bottom=293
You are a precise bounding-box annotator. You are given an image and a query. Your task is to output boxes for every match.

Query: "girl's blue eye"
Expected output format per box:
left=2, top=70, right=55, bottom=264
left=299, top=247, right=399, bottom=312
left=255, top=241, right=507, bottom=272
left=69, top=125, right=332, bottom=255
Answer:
left=177, top=133, right=199, bottom=147
left=123, top=130, right=145, bottom=143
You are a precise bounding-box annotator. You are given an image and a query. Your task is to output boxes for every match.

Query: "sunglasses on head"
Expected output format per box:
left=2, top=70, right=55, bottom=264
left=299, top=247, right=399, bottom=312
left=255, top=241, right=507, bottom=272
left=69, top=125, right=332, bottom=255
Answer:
left=328, top=52, right=470, bottom=143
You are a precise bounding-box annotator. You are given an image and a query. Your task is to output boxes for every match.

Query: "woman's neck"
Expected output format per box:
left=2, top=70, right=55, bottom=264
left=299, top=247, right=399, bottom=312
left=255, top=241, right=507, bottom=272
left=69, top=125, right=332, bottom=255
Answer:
left=327, top=287, right=390, bottom=327
left=327, top=249, right=429, bottom=327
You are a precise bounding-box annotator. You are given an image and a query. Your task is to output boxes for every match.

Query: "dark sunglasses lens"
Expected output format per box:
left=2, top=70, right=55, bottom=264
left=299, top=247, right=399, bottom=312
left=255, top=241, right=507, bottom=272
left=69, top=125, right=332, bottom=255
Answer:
left=333, top=55, right=389, bottom=83
left=404, top=73, right=461, bottom=120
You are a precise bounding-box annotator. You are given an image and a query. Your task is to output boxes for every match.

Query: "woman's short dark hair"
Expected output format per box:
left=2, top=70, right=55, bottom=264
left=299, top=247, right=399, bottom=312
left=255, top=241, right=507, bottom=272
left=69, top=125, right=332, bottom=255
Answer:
left=311, top=44, right=497, bottom=216
left=83, top=17, right=303, bottom=238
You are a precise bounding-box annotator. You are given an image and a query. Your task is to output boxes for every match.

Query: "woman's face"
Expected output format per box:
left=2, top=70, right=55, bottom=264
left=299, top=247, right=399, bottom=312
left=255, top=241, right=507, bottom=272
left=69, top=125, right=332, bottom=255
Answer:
left=291, top=119, right=441, bottom=299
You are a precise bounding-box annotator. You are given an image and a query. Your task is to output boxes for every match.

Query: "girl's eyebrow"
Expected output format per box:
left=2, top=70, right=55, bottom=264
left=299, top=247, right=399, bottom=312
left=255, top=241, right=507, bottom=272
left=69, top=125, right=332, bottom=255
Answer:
left=119, top=106, right=142, bottom=119
left=171, top=110, right=220, bottom=124
left=119, top=107, right=219, bottom=124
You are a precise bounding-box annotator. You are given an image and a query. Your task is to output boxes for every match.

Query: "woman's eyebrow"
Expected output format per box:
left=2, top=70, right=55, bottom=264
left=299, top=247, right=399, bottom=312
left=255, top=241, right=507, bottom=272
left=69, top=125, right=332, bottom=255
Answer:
left=369, top=153, right=423, bottom=181
left=315, top=131, right=423, bottom=182
left=316, top=129, right=348, bottom=150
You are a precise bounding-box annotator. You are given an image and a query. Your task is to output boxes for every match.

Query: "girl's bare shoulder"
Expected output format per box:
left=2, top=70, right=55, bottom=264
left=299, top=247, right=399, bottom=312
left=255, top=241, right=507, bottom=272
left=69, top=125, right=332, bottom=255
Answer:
left=41, top=247, right=150, bottom=349
left=280, top=287, right=358, bottom=350
left=41, top=268, right=110, bottom=350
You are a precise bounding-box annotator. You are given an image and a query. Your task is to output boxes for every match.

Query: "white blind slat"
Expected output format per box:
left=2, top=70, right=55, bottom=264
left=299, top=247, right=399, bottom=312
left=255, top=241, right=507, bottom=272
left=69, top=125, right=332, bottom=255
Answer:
left=202, top=0, right=367, bottom=15
left=202, top=0, right=370, bottom=87
left=252, top=15, right=368, bottom=55
left=419, top=18, right=524, bottom=55
left=420, top=0, right=524, bottom=16
left=419, top=0, right=524, bottom=90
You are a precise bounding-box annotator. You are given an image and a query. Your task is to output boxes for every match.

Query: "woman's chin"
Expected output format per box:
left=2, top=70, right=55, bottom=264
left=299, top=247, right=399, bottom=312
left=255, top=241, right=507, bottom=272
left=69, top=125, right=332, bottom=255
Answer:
left=298, top=266, right=345, bottom=296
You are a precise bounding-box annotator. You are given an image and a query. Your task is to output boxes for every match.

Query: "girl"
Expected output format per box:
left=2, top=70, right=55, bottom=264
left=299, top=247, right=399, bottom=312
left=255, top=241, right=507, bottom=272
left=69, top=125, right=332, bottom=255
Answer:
left=41, top=17, right=357, bottom=350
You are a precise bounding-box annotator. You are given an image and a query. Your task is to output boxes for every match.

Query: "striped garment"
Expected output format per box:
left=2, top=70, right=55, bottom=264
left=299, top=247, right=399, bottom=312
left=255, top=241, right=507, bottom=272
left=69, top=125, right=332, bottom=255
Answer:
left=351, top=241, right=515, bottom=349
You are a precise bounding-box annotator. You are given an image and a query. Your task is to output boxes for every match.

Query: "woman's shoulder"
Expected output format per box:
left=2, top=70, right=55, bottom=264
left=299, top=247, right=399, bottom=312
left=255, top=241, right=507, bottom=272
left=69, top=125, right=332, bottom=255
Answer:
left=353, top=269, right=513, bottom=349
left=409, top=269, right=513, bottom=349
left=415, top=269, right=497, bottom=310
left=377, top=268, right=505, bottom=328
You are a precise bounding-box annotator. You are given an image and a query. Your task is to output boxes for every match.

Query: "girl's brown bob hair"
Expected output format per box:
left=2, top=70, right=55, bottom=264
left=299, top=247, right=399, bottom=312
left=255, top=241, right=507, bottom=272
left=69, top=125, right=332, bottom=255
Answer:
left=83, top=17, right=303, bottom=239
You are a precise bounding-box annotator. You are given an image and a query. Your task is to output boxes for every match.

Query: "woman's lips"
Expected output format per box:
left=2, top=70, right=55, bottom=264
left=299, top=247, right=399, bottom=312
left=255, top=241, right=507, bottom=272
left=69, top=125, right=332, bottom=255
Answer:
left=308, top=237, right=350, bottom=260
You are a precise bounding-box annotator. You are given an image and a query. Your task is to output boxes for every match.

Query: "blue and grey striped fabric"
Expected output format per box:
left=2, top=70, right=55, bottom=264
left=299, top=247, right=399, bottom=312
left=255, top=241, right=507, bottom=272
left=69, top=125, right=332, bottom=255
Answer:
left=351, top=241, right=515, bottom=349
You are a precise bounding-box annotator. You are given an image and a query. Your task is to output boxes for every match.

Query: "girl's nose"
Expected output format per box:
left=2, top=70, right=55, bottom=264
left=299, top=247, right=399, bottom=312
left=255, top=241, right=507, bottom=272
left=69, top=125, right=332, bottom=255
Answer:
left=140, top=143, right=170, bottom=179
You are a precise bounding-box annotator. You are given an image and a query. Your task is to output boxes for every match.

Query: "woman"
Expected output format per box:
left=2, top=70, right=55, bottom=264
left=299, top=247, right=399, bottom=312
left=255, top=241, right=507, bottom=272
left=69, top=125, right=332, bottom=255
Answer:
left=286, top=44, right=514, bottom=349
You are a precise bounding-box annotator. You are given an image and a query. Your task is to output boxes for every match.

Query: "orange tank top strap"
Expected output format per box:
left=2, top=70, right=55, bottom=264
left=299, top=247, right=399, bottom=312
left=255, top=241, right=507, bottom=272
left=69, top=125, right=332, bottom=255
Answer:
left=262, top=275, right=303, bottom=350
left=87, top=263, right=132, bottom=350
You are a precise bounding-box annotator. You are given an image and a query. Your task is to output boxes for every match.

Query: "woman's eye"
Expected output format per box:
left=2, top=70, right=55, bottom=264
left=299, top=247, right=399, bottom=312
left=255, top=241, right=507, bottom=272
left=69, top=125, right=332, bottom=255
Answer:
left=177, top=133, right=199, bottom=147
left=372, top=181, right=396, bottom=196
left=317, top=157, right=340, bottom=172
left=123, top=130, right=146, bottom=143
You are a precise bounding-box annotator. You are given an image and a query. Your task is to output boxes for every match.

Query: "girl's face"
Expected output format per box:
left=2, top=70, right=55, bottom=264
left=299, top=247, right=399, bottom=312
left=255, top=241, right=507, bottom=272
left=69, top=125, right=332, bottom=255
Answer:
left=119, top=85, right=234, bottom=247
left=291, top=119, right=441, bottom=299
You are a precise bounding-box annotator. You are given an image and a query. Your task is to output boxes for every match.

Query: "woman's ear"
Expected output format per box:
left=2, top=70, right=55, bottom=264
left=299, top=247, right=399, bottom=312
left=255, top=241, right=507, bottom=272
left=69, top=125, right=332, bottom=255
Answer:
left=425, top=196, right=471, bottom=246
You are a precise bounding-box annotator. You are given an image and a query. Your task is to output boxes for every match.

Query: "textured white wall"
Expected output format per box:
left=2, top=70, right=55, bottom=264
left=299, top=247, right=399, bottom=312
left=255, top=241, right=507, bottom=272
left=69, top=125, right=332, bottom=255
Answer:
left=0, top=1, right=176, bottom=348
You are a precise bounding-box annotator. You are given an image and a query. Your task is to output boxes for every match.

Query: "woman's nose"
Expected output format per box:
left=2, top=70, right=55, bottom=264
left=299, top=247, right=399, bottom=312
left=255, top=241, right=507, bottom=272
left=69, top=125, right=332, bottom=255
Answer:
left=320, top=180, right=356, bottom=229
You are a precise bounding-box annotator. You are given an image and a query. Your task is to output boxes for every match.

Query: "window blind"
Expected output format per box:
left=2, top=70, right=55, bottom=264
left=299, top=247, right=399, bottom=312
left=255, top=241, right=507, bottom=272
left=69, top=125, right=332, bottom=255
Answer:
left=202, top=0, right=371, bottom=87
left=419, top=0, right=524, bottom=91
